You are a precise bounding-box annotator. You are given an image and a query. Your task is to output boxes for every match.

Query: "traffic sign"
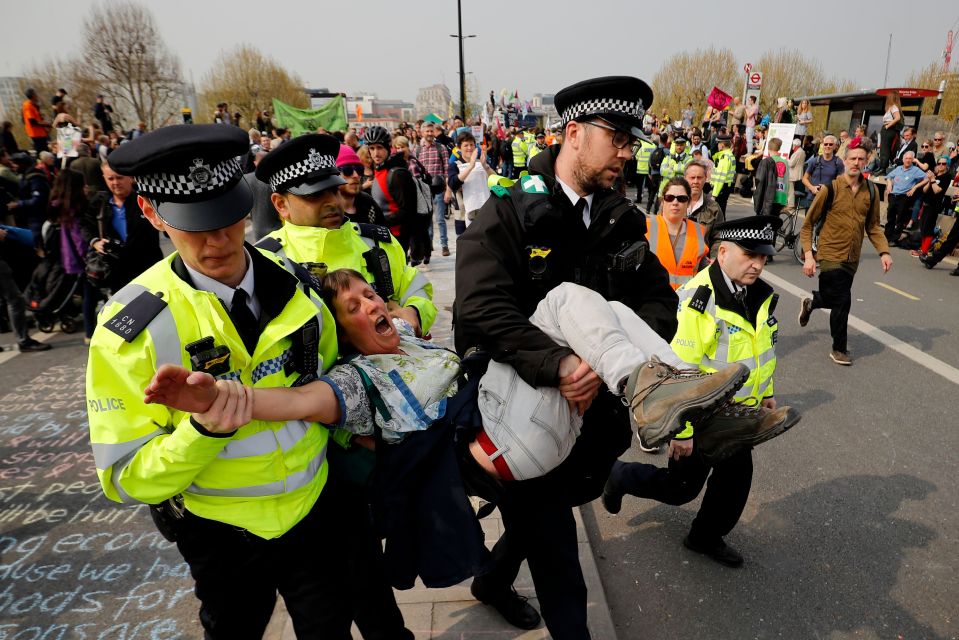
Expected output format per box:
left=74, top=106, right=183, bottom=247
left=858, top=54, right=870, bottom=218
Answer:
left=744, top=63, right=752, bottom=74
left=749, top=72, right=763, bottom=86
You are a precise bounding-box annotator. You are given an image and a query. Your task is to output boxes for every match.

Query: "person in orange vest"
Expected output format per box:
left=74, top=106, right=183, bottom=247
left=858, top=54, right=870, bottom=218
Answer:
left=646, top=176, right=709, bottom=292
left=21, top=88, right=51, bottom=153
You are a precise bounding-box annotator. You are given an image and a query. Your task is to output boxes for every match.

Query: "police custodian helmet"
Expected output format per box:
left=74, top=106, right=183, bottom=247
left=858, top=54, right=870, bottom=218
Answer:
left=107, top=124, right=253, bottom=233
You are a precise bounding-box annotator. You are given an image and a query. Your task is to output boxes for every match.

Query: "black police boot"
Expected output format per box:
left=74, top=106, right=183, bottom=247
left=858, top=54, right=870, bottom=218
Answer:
left=683, top=534, right=744, bottom=568
left=470, top=578, right=541, bottom=630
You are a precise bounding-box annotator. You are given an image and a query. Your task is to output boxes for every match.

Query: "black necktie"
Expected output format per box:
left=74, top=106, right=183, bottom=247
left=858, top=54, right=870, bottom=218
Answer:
left=230, top=288, right=259, bottom=354
left=733, top=287, right=747, bottom=308
left=574, top=198, right=588, bottom=226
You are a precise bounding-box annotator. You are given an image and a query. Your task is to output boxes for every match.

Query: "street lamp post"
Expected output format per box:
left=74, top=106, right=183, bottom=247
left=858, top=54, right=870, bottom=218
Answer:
left=450, top=0, right=476, bottom=121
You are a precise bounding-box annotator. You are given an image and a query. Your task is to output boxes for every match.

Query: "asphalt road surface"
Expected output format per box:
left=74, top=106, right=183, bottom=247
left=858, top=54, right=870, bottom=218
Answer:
left=585, top=193, right=958, bottom=640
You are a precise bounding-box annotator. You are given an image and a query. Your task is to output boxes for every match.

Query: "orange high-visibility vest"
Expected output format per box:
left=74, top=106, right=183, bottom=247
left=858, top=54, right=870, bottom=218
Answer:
left=646, top=214, right=708, bottom=290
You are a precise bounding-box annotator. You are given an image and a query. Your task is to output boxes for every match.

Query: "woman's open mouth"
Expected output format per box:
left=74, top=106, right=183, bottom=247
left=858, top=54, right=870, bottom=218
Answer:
left=374, top=316, right=393, bottom=335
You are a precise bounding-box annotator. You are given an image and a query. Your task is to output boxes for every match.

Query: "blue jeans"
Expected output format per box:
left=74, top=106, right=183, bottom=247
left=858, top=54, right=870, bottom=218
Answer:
left=428, top=193, right=448, bottom=248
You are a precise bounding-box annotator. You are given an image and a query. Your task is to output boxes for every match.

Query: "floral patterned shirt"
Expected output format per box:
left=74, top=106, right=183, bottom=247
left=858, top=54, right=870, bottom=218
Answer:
left=321, top=319, right=460, bottom=443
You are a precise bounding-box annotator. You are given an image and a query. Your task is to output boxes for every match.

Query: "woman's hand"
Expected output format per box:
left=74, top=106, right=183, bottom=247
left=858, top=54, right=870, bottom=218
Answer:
left=144, top=364, right=218, bottom=414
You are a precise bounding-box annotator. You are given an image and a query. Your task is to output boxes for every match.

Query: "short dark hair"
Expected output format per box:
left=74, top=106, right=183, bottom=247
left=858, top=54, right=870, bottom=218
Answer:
left=456, top=131, right=476, bottom=145
left=662, top=176, right=691, bottom=197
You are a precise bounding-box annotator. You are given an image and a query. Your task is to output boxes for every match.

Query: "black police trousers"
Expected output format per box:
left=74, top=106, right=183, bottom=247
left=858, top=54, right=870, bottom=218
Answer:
left=174, top=476, right=358, bottom=640
left=609, top=447, right=753, bottom=543
left=474, top=392, right=631, bottom=640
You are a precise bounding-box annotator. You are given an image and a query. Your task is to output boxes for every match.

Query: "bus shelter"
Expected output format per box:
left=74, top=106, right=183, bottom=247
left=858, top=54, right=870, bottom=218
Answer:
left=795, top=88, right=938, bottom=137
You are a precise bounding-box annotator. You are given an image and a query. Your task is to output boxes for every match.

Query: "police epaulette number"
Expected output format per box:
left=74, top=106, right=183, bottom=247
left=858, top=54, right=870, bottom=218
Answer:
left=254, top=236, right=282, bottom=253
left=103, top=291, right=167, bottom=342
left=688, top=285, right=712, bottom=313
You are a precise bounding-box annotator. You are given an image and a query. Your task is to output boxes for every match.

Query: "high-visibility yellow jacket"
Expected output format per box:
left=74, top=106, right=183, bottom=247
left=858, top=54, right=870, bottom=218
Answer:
left=658, top=152, right=692, bottom=194
left=670, top=263, right=778, bottom=438
left=710, top=148, right=736, bottom=196
left=87, top=248, right=338, bottom=539
left=262, top=222, right=436, bottom=333
left=512, top=137, right=528, bottom=167
left=527, top=143, right=547, bottom=161
left=635, top=140, right=655, bottom=175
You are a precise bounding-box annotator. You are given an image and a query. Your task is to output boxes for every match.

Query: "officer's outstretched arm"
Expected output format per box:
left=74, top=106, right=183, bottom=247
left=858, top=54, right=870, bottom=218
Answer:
left=88, top=340, right=234, bottom=505
left=145, top=364, right=342, bottom=426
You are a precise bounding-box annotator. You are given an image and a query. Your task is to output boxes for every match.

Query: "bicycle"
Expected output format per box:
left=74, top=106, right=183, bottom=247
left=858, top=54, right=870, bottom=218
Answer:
left=773, top=205, right=806, bottom=263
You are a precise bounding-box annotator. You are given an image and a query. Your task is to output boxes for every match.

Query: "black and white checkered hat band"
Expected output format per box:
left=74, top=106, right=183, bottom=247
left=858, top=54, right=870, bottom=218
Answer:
left=136, top=156, right=242, bottom=201
left=269, top=153, right=338, bottom=192
left=561, top=98, right=645, bottom=125
left=716, top=225, right=775, bottom=243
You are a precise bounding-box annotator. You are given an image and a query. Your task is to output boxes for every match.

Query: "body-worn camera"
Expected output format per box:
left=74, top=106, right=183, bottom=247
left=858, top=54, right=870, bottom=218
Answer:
left=185, top=336, right=232, bottom=376
left=609, top=240, right=648, bottom=273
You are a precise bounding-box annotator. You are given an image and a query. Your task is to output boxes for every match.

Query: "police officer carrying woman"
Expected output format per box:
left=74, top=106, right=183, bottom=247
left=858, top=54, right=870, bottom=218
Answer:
left=455, top=76, right=679, bottom=639
left=86, top=125, right=361, bottom=638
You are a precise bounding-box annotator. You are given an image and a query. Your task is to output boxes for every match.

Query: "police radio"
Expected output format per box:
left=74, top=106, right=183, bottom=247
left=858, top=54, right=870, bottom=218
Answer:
left=609, top=240, right=648, bottom=273
left=364, top=247, right=394, bottom=298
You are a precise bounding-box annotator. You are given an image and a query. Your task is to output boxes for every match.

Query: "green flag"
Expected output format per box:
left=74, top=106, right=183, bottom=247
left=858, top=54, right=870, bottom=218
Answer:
left=272, top=96, right=347, bottom=136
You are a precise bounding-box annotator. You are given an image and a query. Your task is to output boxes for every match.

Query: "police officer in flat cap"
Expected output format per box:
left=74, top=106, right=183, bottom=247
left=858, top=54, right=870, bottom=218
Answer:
left=455, top=76, right=679, bottom=638
left=710, top=132, right=736, bottom=213
left=255, top=132, right=426, bottom=640
left=659, top=133, right=692, bottom=197
left=255, top=133, right=435, bottom=337
left=85, top=124, right=360, bottom=638
left=604, top=215, right=801, bottom=569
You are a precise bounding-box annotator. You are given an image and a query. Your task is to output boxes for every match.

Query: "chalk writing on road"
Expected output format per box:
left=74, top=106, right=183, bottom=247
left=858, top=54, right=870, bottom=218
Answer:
left=0, top=364, right=201, bottom=638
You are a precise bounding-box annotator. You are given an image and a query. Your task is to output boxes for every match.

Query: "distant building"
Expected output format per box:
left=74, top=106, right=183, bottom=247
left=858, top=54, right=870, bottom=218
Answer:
left=374, top=99, right=414, bottom=123
left=415, top=84, right=451, bottom=119
left=306, top=88, right=344, bottom=110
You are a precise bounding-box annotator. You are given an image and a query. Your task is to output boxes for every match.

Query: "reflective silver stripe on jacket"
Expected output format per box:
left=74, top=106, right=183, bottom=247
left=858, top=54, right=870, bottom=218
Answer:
left=188, top=441, right=327, bottom=497
left=107, top=283, right=182, bottom=367
left=217, top=420, right=310, bottom=459
left=92, top=428, right=167, bottom=471
left=401, top=271, right=431, bottom=306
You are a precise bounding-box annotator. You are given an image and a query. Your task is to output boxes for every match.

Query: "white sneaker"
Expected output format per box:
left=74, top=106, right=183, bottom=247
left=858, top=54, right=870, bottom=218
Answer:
left=636, top=431, right=661, bottom=453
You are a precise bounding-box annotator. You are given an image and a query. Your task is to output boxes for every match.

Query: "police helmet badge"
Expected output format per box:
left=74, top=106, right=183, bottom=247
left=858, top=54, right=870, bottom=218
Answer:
left=189, top=158, right=213, bottom=187
left=307, top=148, right=323, bottom=171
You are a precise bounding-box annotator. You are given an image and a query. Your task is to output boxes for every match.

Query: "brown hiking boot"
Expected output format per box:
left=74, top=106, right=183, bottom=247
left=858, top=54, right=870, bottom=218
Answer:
left=625, top=358, right=749, bottom=448
left=695, top=400, right=802, bottom=464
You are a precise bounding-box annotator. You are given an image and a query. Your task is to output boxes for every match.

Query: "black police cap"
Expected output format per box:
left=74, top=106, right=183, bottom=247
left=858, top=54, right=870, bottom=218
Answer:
left=554, top=76, right=653, bottom=140
left=255, top=134, right=345, bottom=195
left=713, top=215, right=783, bottom=256
left=107, top=124, right=252, bottom=233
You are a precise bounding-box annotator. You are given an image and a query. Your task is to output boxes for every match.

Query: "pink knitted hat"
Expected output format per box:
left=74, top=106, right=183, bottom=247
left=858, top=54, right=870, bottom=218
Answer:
left=337, top=144, right=362, bottom=166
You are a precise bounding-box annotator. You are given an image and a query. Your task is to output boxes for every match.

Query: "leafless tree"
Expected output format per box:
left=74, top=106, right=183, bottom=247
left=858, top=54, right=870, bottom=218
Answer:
left=82, top=1, right=184, bottom=130
left=651, top=47, right=739, bottom=126
left=198, top=44, right=306, bottom=127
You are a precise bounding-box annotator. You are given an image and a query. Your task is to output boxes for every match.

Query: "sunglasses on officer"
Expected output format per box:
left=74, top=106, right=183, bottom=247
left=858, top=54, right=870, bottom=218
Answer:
left=339, top=164, right=364, bottom=177
left=663, top=193, right=690, bottom=203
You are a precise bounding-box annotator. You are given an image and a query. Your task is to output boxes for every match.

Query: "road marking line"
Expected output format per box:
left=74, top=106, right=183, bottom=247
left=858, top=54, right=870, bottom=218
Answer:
left=873, top=281, right=920, bottom=300
left=763, top=271, right=959, bottom=386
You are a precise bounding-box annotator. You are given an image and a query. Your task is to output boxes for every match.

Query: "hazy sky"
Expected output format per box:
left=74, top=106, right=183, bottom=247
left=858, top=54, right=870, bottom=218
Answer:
left=3, top=0, right=958, bottom=104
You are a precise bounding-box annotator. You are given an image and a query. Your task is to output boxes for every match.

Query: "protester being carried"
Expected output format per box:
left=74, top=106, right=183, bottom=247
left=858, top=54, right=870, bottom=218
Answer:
left=144, top=268, right=775, bottom=484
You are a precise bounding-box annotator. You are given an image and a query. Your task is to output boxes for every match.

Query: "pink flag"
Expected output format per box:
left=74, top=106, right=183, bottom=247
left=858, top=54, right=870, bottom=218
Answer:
left=707, top=86, right=733, bottom=111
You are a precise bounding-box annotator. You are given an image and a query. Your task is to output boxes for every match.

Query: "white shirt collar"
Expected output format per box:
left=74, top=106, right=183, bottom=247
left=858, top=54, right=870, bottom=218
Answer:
left=720, top=267, right=745, bottom=297
left=184, top=248, right=259, bottom=317
left=554, top=176, right=594, bottom=228
left=689, top=194, right=705, bottom=216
